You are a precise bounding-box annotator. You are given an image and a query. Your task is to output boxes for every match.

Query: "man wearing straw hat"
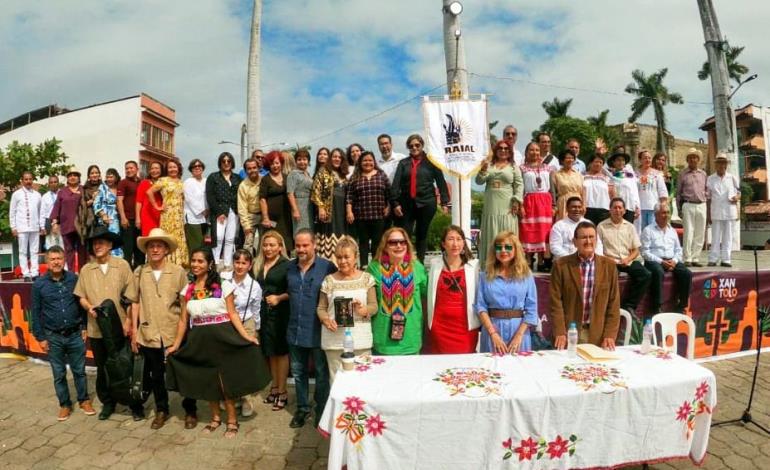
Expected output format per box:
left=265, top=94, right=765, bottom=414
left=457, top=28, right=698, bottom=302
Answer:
left=125, top=228, right=196, bottom=430
left=706, top=153, right=741, bottom=267
left=676, top=148, right=708, bottom=266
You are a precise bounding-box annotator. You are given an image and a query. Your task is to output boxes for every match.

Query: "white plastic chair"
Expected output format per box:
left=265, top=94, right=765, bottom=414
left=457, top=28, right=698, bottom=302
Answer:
left=651, top=313, right=696, bottom=359
left=618, top=309, right=633, bottom=346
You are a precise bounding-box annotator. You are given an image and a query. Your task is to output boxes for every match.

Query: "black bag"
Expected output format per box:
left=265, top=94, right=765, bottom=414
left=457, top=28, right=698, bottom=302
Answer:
left=94, top=299, right=149, bottom=406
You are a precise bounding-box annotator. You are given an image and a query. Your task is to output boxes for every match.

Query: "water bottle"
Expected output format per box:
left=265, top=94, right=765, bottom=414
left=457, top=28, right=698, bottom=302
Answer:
left=343, top=327, right=355, bottom=355
left=567, top=322, right=578, bottom=358
left=641, top=319, right=653, bottom=354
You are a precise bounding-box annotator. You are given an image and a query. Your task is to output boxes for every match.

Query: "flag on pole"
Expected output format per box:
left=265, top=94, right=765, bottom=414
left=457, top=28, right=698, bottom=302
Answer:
left=423, top=98, right=489, bottom=178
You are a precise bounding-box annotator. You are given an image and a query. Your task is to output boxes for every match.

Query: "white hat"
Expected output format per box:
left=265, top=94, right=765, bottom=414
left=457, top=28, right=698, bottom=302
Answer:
left=137, top=228, right=178, bottom=254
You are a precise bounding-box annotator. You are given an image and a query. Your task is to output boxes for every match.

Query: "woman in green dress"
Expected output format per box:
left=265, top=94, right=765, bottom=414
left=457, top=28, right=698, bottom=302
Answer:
left=367, top=227, right=427, bottom=355
left=475, top=140, right=523, bottom=259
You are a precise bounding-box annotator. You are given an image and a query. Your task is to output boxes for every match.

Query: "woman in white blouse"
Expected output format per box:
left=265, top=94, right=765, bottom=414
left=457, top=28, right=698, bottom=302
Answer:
left=583, top=154, right=615, bottom=226
left=636, top=149, right=669, bottom=233
left=608, top=150, right=640, bottom=223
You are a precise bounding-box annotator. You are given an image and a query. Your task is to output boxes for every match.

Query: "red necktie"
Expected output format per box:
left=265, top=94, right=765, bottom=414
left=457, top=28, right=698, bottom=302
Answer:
left=410, top=158, right=422, bottom=199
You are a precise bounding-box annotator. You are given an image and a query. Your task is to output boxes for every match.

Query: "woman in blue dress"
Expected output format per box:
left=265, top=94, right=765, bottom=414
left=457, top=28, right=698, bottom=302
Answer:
left=474, top=231, right=538, bottom=354
left=93, top=168, right=123, bottom=257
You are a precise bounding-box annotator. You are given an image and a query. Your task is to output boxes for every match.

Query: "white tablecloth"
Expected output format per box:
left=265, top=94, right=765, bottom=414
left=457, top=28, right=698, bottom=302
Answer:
left=318, top=347, right=717, bottom=470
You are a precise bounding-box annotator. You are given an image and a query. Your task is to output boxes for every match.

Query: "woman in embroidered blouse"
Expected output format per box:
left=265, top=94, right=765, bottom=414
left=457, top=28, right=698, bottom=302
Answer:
left=147, top=160, right=188, bottom=266
left=636, top=149, right=669, bottom=233
left=426, top=225, right=480, bottom=354
left=259, top=151, right=293, bottom=252
left=367, top=227, right=427, bottom=355
left=475, top=231, right=538, bottom=354
left=346, top=151, right=390, bottom=268
left=81, top=165, right=102, bottom=238
left=136, top=161, right=163, bottom=237
left=518, top=142, right=553, bottom=270
left=93, top=168, right=123, bottom=257
left=608, top=150, right=641, bottom=223
left=317, top=237, right=377, bottom=380
left=287, top=149, right=314, bottom=235
left=551, top=149, right=585, bottom=220
left=254, top=230, right=291, bottom=410
left=475, top=140, right=523, bottom=260
left=312, top=147, right=348, bottom=263
left=583, top=155, right=615, bottom=226
left=166, top=248, right=270, bottom=438
left=206, top=152, right=242, bottom=270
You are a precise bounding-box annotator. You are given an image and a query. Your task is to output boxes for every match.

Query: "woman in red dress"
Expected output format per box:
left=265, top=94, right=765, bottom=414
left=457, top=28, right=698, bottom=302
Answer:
left=426, top=225, right=480, bottom=354
left=136, top=161, right=164, bottom=236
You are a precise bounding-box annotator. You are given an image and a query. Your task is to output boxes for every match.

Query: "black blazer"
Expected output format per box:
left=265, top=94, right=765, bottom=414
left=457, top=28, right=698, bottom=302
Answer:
left=205, top=171, right=242, bottom=220
left=390, top=155, right=450, bottom=208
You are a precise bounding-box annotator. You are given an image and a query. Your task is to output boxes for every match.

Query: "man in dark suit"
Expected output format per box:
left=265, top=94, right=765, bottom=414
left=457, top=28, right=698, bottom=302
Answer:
left=550, top=221, right=620, bottom=349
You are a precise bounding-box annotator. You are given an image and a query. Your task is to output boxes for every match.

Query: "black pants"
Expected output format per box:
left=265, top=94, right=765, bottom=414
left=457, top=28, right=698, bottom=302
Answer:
left=356, top=219, right=385, bottom=267
left=623, top=210, right=635, bottom=224
left=120, top=220, right=144, bottom=269
left=141, top=346, right=196, bottom=415
left=396, top=200, right=436, bottom=262
left=585, top=208, right=610, bottom=227
left=644, top=260, right=692, bottom=311
left=616, top=261, right=651, bottom=312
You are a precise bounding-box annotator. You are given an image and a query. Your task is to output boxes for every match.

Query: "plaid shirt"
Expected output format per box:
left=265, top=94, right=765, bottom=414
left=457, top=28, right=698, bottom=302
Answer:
left=579, top=255, right=595, bottom=324
left=346, top=171, right=391, bottom=221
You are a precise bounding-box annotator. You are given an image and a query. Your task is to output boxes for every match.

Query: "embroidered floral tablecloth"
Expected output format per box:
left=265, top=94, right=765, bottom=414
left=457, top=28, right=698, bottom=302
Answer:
left=318, top=347, right=717, bottom=470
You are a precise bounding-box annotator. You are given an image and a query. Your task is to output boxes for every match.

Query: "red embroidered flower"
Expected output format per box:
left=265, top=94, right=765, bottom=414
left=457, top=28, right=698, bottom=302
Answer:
left=355, top=364, right=371, bottom=372
left=343, top=396, right=365, bottom=414
left=546, top=435, right=570, bottom=459
left=502, top=438, right=512, bottom=449
left=517, top=351, right=533, bottom=357
left=372, top=357, right=386, bottom=365
left=695, top=381, right=709, bottom=400
left=365, top=414, right=386, bottom=436
left=676, top=401, right=692, bottom=422
left=514, top=437, right=539, bottom=461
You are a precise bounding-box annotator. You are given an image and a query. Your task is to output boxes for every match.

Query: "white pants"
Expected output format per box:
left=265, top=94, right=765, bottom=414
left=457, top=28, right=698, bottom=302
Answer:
left=709, top=219, right=735, bottom=264
left=682, top=202, right=707, bottom=263
left=18, top=231, right=40, bottom=277
left=213, top=209, right=239, bottom=267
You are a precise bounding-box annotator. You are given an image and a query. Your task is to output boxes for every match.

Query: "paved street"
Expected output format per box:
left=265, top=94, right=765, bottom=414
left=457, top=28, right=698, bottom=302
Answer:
left=1, top=352, right=768, bottom=470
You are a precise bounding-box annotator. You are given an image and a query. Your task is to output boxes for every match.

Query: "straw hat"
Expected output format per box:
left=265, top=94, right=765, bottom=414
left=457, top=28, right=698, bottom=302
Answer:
left=715, top=152, right=729, bottom=162
left=686, top=148, right=703, bottom=159
left=66, top=167, right=82, bottom=177
left=137, top=228, right=178, bottom=253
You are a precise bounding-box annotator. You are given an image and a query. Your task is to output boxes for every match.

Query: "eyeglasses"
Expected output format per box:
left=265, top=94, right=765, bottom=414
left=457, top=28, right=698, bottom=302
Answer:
left=408, top=143, right=422, bottom=149
left=387, top=239, right=408, bottom=246
left=498, top=147, right=511, bottom=152
left=191, top=164, right=203, bottom=169
left=504, top=132, right=517, bottom=137
left=495, top=244, right=514, bottom=252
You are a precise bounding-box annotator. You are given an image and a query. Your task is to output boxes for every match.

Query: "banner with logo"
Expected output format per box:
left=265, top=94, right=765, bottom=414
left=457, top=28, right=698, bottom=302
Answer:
left=423, top=98, right=489, bottom=178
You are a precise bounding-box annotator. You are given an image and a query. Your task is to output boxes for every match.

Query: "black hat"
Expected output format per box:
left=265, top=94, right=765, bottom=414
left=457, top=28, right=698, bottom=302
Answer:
left=87, top=226, right=123, bottom=248
left=607, top=151, right=630, bottom=166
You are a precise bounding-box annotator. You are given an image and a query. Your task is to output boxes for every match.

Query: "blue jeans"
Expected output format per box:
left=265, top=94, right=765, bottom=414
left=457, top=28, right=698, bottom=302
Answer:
left=288, top=345, right=329, bottom=416
left=640, top=210, right=655, bottom=232
left=47, top=330, right=88, bottom=407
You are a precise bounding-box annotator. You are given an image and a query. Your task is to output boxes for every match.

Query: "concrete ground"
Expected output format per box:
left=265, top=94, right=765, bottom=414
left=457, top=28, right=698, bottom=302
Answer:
left=0, top=352, right=768, bottom=470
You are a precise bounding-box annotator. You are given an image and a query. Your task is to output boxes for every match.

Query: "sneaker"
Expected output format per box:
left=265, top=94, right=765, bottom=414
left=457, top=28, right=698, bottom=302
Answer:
left=58, top=407, right=72, bottom=422
left=241, top=399, right=254, bottom=418
left=79, top=400, right=96, bottom=416
left=289, top=411, right=310, bottom=428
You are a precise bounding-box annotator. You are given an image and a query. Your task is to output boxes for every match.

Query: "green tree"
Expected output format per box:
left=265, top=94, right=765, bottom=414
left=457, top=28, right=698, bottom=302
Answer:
left=0, top=139, right=70, bottom=234
left=541, top=97, right=573, bottom=119
left=625, top=68, right=684, bottom=154
left=426, top=211, right=451, bottom=251
left=697, top=44, right=749, bottom=87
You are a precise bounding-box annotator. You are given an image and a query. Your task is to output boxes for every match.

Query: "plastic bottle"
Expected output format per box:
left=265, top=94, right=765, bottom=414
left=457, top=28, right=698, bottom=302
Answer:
left=343, top=327, right=355, bottom=355
left=641, top=319, right=653, bottom=354
left=567, top=322, right=578, bottom=358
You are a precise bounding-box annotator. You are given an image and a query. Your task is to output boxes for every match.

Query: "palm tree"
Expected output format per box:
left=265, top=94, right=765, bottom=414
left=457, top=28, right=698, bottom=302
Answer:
left=542, top=97, right=573, bottom=119
left=587, top=109, right=610, bottom=131
left=625, top=68, right=683, bottom=153
left=697, top=44, right=749, bottom=87
left=246, top=0, right=262, bottom=156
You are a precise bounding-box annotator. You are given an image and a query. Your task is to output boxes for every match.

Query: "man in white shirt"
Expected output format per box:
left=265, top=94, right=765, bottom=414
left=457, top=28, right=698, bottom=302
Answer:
left=565, top=138, right=587, bottom=174
left=376, top=133, right=406, bottom=184
left=707, top=154, right=740, bottom=267
left=641, top=203, right=692, bottom=313
left=550, top=196, right=603, bottom=259
left=502, top=125, right=524, bottom=166
left=10, top=171, right=44, bottom=280
left=39, top=175, right=62, bottom=250
left=183, top=159, right=209, bottom=253
left=537, top=132, right=560, bottom=171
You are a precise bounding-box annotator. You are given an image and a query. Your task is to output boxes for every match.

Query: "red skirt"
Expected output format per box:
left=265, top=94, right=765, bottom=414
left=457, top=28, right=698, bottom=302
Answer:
left=426, top=270, right=478, bottom=354
left=519, top=192, right=553, bottom=253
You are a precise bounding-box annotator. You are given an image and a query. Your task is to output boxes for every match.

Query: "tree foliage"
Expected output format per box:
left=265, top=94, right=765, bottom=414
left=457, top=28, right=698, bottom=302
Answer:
left=532, top=115, right=620, bottom=164
left=697, top=44, right=749, bottom=87
left=426, top=211, right=451, bottom=252
left=0, top=139, right=70, bottom=234
left=625, top=68, right=683, bottom=153
left=541, top=97, right=573, bottom=119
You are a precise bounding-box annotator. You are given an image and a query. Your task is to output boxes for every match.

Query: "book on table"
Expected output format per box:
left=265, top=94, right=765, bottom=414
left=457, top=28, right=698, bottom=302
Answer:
left=577, top=343, right=619, bottom=361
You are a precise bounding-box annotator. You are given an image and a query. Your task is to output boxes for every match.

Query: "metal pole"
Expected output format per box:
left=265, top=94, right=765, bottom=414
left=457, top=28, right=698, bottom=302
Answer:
left=240, top=123, right=247, bottom=165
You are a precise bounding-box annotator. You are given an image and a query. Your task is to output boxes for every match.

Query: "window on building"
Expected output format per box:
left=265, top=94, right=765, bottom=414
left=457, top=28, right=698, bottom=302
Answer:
left=141, top=123, right=151, bottom=145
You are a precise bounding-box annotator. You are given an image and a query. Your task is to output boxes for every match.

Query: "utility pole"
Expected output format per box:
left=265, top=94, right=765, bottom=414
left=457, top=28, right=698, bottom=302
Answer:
left=697, top=0, right=740, bottom=246
left=246, top=0, right=262, bottom=158
left=442, top=0, right=471, bottom=236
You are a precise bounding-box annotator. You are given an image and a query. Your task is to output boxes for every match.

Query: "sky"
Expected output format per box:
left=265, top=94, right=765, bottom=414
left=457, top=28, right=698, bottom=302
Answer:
left=1, top=0, right=768, bottom=169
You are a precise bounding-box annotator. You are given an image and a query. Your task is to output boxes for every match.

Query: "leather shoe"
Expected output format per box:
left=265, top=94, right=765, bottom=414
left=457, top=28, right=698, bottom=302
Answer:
left=150, top=411, right=168, bottom=429
left=132, top=408, right=146, bottom=421
left=720, top=262, right=732, bottom=267
left=79, top=400, right=96, bottom=416
left=98, top=406, right=114, bottom=420
left=289, top=411, right=310, bottom=428
left=707, top=262, right=717, bottom=267
left=184, top=414, right=198, bottom=429
left=58, top=407, right=72, bottom=422
left=692, top=262, right=704, bottom=267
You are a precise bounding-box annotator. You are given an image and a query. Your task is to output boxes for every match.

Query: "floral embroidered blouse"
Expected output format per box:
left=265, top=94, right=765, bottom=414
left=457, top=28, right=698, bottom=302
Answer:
left=181, top=280, right=235, bottom=320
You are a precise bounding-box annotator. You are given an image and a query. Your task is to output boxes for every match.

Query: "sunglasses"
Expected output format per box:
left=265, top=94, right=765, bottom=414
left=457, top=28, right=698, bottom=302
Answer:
left=387, top=239, right=408, bottom=246
left=495, top=244, right=514, bottom=252
left=498, top=147, right=511, bottom=152
left=191, top=164, right=203, bottom=169
left=504, top=132, right=517, bottom=137
left=408, top=143, right=422, bottom=149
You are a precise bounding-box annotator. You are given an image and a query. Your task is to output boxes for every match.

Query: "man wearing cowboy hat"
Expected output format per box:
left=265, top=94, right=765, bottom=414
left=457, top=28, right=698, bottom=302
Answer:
left=676, top=148, right=708, bottom=266
left=706, top=153, right=741, bottom=267
left=125, top=228, right=195, bottom=429
left=73, top=226, right=137, bottom=420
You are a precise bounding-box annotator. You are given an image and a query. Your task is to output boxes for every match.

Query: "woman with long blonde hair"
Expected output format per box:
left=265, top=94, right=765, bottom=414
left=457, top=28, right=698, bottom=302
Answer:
left=367, top=227, right=428, bottom=355
left=474, top=231, right=538, bottom=354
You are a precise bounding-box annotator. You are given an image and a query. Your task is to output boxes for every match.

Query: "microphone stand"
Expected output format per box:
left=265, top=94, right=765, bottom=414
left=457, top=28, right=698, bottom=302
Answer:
left=711, top=248, right=769, bottom=434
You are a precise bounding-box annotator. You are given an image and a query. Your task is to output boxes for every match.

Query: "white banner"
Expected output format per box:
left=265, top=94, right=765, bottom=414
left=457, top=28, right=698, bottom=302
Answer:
left=423, top=98, right=489, bottom=178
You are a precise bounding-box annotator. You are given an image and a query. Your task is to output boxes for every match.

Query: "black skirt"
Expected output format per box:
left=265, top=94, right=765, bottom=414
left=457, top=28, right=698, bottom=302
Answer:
left=166, top=322, right=271, bottom=401
left=260, top=303, right=290, bottom=357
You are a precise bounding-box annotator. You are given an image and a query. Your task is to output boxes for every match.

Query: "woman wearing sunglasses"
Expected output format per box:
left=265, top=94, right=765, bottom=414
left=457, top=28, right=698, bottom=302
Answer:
left=426, top=225, right=480, bottom=354
left=474, top=231, right=538, bottom=354
left=367, top=227, right=427, bottom=355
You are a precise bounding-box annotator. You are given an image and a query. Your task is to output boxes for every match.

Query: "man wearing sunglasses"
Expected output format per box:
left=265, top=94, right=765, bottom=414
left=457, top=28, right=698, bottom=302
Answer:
left=502, top=125, right=523, bottom=166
